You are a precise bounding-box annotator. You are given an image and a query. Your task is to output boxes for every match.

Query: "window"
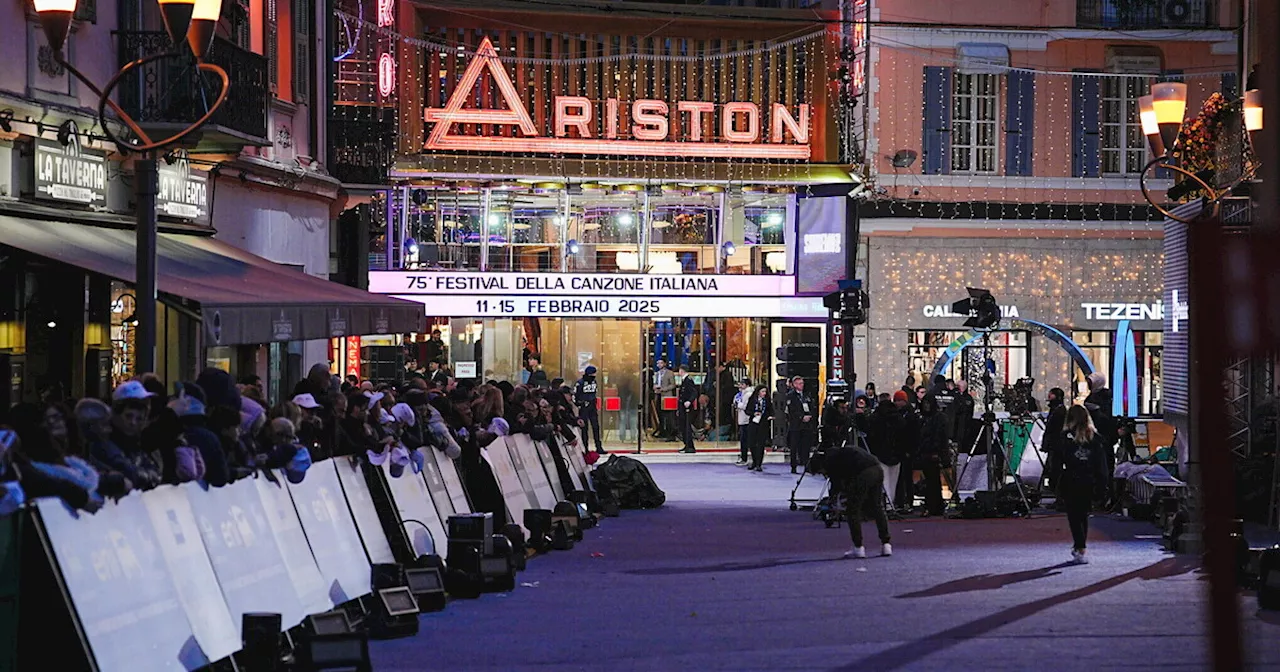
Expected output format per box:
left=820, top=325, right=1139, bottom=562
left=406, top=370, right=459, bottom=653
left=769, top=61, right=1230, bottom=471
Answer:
left=950, top=73, right=999, bottom=173
left=265, top=0, right=278, bottom=94
left=1072, top=330, right=1162, bottom=416
left=293, top=0, right=311, bottom=103
left=907, top=330, right=1029, bottom=393
left=1101, top=75, right=1151, bottom=175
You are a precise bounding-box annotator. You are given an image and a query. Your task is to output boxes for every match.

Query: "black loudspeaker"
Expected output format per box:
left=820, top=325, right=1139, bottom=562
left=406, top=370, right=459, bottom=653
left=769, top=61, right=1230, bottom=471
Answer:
left=404, top=566, right=448, bottom=613
left=553, top=501, right=583, bottom=541
left=240, top=612, right=283, bottom=672
left=449, top=513, right=494, bottom=554
left=501, top=523, right=528, bottom=571
left=481, top=534, right=516, bottom=593
left=1259, top=546, right=1280, bottom=611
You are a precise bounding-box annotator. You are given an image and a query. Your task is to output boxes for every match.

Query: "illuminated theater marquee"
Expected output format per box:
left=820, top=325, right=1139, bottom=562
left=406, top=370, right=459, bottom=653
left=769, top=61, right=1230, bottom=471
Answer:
left=422, top=38, right=811, bottom=159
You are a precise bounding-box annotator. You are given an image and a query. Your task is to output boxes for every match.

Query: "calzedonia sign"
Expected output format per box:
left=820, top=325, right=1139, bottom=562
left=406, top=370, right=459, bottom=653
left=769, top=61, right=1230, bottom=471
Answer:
left=421, top=37, right=811, bottom=160
left=33, top=136, right=107, bottom=206
left=157, top=151, right=210, bottom=223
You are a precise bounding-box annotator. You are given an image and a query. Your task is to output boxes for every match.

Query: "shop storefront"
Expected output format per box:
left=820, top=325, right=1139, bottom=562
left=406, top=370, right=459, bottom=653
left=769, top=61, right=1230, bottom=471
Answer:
left=867, top=235, right=1165, bottom=417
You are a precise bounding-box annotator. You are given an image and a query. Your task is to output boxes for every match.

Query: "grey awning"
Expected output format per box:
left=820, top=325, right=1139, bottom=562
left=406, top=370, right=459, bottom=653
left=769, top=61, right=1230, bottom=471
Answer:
left=0, top=216, right=424, bottom=346
left=956, top=43, right=1010, bottom=75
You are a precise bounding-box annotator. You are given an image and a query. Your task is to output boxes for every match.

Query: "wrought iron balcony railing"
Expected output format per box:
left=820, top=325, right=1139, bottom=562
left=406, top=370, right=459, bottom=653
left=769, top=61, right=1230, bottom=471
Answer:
left=1077, top=0, right=1217, bottom=29
left=115, top=31, right=269, bottom=146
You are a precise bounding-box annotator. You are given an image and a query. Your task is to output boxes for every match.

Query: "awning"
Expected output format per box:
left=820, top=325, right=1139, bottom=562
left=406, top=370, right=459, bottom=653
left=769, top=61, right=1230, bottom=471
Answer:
left=0, top=216, right=424, bottom=346
left=956, top=43, right=1010, bottom=75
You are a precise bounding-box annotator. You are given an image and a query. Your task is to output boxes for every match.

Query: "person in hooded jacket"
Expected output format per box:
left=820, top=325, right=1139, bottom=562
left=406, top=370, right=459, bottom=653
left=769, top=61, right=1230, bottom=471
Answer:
left=5, top=403, right=104, bottom=512
left=916, top=394, right=949, bottom=516
left=1042, top=387, right=1068, bottom=497
left=869, top=390, right=919, bottom=510
left=1083, top=372, right=1118, bottom=483
left=1057, top=405, right=1110, bottom=564
left=573, top=365, right=605, bottom=454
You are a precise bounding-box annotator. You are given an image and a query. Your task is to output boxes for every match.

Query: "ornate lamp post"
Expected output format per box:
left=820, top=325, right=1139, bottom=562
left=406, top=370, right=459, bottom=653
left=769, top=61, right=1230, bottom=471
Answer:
left=32, top=0, right=230, bottom=375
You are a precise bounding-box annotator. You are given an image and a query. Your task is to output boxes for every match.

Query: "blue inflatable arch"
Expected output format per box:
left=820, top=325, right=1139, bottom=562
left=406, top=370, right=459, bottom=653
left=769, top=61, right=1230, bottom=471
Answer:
left=930, top=318, right=1096, bottom=381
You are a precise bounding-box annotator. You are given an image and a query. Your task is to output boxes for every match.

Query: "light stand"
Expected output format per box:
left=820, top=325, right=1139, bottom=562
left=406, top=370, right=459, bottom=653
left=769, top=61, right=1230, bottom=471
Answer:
left=33, top=0, right=230, bottom=375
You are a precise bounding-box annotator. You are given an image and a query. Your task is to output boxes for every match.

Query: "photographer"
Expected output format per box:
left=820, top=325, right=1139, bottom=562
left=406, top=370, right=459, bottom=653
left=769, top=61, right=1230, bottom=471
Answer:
left=826, top=440, right=892, bottom=559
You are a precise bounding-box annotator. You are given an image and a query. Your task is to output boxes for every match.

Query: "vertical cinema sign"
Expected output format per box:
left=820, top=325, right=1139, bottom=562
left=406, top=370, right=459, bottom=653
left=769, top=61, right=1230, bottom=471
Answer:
left=422, top=38, right=811, bottom=159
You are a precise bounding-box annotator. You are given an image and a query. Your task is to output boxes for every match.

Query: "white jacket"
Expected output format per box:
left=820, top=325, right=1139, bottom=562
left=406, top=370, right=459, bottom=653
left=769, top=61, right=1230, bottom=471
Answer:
left=733, top=389, right=751, bottom=425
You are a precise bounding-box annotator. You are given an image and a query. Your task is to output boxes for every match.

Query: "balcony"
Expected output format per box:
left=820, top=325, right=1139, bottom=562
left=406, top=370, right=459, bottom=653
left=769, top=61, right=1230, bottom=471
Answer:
left=1077, top=0, right=1217, bottom=29
left=115, top=31, right=269, bottom=150
left=329, top=107, right=396, bottom=186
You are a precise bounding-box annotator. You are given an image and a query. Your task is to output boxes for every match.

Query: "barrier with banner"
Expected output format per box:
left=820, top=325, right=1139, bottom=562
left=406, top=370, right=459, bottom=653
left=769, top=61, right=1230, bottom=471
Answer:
left=430, top=447, right=471, bottom=515
left=509, top=435, right=557, bottom=509
left=418, top=450, right=458, bottom=521
left=331, top=458, right=396, bottom=564
left=379, top=461, right=448, bottom=557
left=255, top=475, right=331, bottom=616
left=499, top=437, right=543, bottom=511
left=186, top=479, right=308, bottom=628
left=285, top=466, right=373, bottom=605
left=533, top=440, right=567, bottom=502
left=483, top=442, right=532, bottom=536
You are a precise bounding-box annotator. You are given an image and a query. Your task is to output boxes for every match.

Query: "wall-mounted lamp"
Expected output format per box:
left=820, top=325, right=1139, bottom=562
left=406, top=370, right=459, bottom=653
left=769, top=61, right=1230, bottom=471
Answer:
left=0, top=109, right=13, bottom=134
left=404, top=237, right=419, bottom=255
left=720, top=241, right=736, bottom=258
left=56, top=119, right=78, bottom=147
left=565, top=239, right=580, bottom=256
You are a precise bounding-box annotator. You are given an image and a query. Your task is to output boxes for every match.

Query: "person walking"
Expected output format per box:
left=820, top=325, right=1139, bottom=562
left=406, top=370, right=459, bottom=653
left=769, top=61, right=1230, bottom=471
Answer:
left=677, top=365, right=699, bottom=454
left=733, top=378, right=752, bottom=465
left=574, top=365, right=605, bottom=454
left=826, top=439, right=892, bottom=559
left=785, top=376, right=816, bottom=474
left=1057, top=405, right=1110, bottom=564
left=745, top=385, right=772, bottom=471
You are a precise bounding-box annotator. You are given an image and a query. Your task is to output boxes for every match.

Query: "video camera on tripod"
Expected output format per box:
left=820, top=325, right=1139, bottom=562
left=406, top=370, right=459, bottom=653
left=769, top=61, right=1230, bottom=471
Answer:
left=999, top=377, right=1037, bottom=416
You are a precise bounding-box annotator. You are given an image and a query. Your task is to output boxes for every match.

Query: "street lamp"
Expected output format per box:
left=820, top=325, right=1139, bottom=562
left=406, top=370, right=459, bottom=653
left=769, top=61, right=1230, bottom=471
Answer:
left=33, top=0, right=231, bottom=376
left=1138, top=84, right=1261, bottom=224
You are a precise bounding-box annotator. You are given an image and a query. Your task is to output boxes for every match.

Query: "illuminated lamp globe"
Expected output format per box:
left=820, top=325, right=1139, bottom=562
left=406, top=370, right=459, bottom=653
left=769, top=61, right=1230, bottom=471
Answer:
left=1245, top=89, right=1263, bottom=132
left=1138, top=96, right=1165, bottom=157
left=1150, top=82, right=1187, bottom=155
left=187, top=0, right=224, bottom=61
left=33, top=0, right=78, bottom=53
left=157, top=0, right=199, bottom=51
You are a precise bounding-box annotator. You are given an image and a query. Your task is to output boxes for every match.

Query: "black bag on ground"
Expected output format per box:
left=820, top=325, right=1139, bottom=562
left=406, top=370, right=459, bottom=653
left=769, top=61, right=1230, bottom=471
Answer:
left=591, top=455, right=666, bottom=509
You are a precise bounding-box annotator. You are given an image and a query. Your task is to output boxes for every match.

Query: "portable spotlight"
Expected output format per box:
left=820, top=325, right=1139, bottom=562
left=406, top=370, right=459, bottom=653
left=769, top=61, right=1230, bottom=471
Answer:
left=552, top=501, right=584, bottom=541
left=523, top=509, right=554, bottom=552
left=951, top=287, right=1001, bottom=330
left=367, top=564, right=419, bottom=640
left=404, top=566, right=447, bottom=613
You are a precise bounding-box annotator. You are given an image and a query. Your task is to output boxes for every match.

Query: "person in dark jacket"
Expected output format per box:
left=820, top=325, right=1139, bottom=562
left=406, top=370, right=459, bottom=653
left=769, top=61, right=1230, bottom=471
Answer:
left=820, top=398, right=852, bottom=452
left=916, top=394, right=949, bottom=516
left=1083, top=372, right=1118, bottom=480
left=677, top=366, right=699, bottom=454
left=744, top=385, right=772, bottom=471
left=947, top=379, right=976, bottom=452
left=785, top=376, right=816, bottom=474
left=573, top=365, right=605, bottom=454
left=869, top=391, right=918, bottom=509
left=1042, top=387, right=1068, bottom=496
left=1058, top=405, right=1110, bottom=564
left=826, top=441, right=892, bottom=559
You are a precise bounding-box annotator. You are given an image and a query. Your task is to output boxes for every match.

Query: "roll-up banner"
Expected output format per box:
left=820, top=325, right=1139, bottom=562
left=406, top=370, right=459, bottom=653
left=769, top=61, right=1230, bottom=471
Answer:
left=35, top=496, right=202, bottom=671
left=511, top=435, right=557, bottom=508
left=379, top=461, right=448, bottom=557
left=185, top=479, right=307, bottom=628
left=533, top=440, right=567, bottom=502
left=140, top=486, right=240, bottom=662
left=285, top=462, right=372, bottom=604
left=500, top=437, right=543, bottom=510
left=418, top=450, right=457, bottom=520
left=429, top=448, right=471, bottom=515
left=254, top=474, right=331, bottom=617
left=482, top=442, right=531, bottom=537
left=330, top=458, right=396, bottom=564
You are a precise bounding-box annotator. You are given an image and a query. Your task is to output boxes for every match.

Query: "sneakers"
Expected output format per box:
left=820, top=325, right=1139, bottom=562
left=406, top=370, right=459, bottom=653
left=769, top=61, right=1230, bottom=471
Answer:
left=844, top=546, right=867, bottom=559
left=1071, top=549, right=1089, bottom=565
left=735, top=458, right=748, bottom=466
left=881, top=543, right=893, bottom=557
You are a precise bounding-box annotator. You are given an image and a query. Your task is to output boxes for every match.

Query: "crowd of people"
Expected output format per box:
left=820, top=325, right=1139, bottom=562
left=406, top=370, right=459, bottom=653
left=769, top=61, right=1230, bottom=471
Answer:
left=821, top=372, right=1118, bottom=564
left=0, top=360, right=600, bottom=530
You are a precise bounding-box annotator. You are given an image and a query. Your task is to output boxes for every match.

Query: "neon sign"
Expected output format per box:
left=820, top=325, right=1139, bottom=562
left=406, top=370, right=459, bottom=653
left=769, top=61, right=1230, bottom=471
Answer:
left=376, top=0, right=394, bottom=27
left=421, top=37, right=811, bottom=159
left=378, top=53, right=396, bottom=98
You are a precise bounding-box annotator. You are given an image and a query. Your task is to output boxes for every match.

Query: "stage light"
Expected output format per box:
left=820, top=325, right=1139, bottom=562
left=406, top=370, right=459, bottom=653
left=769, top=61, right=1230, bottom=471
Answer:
left=368, top=564, right=420, bottom=640
left=46, top=321, right=56, bottom=329
left=404, top=566, right=447, bottom=612
left=524, top=509, right=553, bottom=551
left=404, top=237, right=418, bottom=255
left=295, top=633, right=370, bottom=672
left=240, top=612, right=283, bottom=672
left=487, top=213, right=500, bottom=227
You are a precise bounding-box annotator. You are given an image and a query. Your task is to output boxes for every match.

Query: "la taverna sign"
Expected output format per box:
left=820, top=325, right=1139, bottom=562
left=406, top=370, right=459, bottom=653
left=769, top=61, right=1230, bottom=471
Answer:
left=421, top=38, right=811, bottom=160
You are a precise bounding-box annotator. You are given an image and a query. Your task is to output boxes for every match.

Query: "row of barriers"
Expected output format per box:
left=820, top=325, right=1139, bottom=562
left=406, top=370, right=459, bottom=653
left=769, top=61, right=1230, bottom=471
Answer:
left=5, top=428, right=599, bottom=671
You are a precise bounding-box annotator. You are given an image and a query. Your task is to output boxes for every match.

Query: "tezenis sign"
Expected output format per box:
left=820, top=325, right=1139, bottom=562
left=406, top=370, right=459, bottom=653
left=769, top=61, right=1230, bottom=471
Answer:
left=422, top=37, right=811, bottom=160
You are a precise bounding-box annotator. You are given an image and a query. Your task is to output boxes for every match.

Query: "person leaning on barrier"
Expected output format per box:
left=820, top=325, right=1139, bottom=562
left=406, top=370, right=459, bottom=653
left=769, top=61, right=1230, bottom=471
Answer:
left=825, top=439, right=893, bottom=559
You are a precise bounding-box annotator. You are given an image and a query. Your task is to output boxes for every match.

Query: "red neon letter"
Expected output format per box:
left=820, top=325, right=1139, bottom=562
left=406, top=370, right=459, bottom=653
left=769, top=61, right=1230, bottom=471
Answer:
left=770, top=103, right=810, bottom=144
left=722, top=102, right=760, bottom=143
left=631, top=99, right=669, bottom=141
left=555, top=96, right=593, bottom=138
left=677, top=101, right=714, bottom=142
left=605, top=98, right=620, bottom=139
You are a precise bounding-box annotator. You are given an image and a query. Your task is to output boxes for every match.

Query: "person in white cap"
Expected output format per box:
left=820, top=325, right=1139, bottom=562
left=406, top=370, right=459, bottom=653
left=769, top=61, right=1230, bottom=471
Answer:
left=103, top=380, right=161, bottom=490
left=291, top=393, right=327, bottom=458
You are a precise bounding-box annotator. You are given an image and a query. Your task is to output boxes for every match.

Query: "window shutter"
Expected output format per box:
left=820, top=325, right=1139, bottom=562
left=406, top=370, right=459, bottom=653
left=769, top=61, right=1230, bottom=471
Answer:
left=293, top=0, right=311, bottom=103
left=1005, top=70, right=1034, bottom=176
left=1221, top=71, right=1239, bottom=99
left=922, top=66, right=952, bottom=175
left=265, top=0, right=278, bottom=95
left=1072, top=73, right=1100, bottom=178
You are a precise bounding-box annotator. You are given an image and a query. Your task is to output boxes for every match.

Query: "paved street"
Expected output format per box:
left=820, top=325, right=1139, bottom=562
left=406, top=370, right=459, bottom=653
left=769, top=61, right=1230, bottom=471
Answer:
left=371, top=462, right=1280, bottom=671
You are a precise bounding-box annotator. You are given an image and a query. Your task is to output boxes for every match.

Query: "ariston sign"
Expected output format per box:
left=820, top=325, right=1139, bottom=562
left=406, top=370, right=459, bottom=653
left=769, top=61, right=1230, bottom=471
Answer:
left=421, top=38, right=811, bottom=160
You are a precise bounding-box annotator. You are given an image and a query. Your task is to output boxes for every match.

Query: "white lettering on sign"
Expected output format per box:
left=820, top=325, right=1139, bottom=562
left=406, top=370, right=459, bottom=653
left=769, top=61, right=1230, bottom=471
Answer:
left=372, top=271, right=797, bottom=297
left=1170, top=290, right=1189, bottom=332
left=830, top=323, right=845, bottom=382
left=1081, top=301, right=1164, bottom=321
left=803, top=233, right=841, bottom=254
left=393, top=294, right=819, bottom=319
left=34, top=138, right=107, bottom=205
left=922, top=304, right=1021, bottom=319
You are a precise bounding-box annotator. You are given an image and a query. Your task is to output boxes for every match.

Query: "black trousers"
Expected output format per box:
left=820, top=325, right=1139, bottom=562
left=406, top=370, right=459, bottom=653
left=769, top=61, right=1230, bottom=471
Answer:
left=679, top=407, right=696, bottom=451
left=738, top=424, right=750, bottom=461
left=921, top=459, right=945, bottom=515
left=895, top=460, right=914, bottom=509
left=580, top=404, right=603, bottom=452
left=749, top=422, right=767, bottom=468
left=1063, top=480, right=1093, bottom=549
left=842, top=466, right=891, bottom=548
left=788, top=428, right=811, bottom=470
